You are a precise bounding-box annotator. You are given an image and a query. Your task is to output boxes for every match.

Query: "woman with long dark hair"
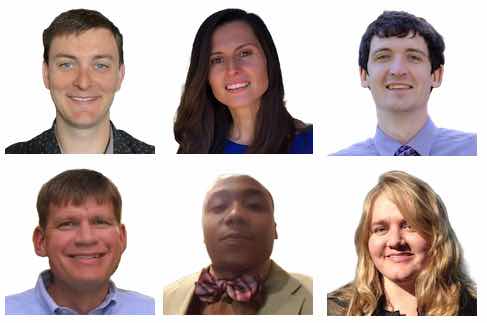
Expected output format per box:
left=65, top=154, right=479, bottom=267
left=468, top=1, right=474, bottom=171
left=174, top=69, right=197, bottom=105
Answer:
left=174, top=9, right=312, bottom=153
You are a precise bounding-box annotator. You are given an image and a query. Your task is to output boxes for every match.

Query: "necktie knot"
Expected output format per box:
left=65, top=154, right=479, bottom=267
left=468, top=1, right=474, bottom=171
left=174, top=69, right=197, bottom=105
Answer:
left=194, top=268, right=262, bottom=303
left=394, top=145, right=421, bottom=156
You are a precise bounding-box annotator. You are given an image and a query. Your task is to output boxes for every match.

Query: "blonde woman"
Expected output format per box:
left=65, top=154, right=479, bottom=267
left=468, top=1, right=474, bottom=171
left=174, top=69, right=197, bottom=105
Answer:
left=327, top=171, right=476, bottom=316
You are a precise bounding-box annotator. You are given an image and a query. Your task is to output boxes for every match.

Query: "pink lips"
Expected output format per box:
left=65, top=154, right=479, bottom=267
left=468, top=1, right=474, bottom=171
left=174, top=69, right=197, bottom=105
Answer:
left=386, top=252, right=414, bottom=263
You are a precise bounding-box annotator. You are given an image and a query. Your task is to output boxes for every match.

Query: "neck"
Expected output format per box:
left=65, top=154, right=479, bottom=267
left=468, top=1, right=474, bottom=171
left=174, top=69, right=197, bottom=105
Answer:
left=377, top=108, right=428, bottom=144
left=383, top=277, right=418, bottom=316
left=227, top=104, right=260, bottom=145
left=210, top=259, right=272, bottom=281
left=47, top=279, right=110, bottom=314
left=55, top=117, right=110, bottom=153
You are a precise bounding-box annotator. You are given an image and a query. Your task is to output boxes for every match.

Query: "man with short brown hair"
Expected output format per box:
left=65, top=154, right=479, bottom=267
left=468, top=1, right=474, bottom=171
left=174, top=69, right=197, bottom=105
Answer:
left=5, top=9, right=154, bottom=154
left=5, top=169, right=154, bottom=315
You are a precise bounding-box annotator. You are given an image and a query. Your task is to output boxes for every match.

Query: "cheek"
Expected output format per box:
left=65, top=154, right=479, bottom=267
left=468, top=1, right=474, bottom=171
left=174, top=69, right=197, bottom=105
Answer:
left=408, top=234, right=429, bottom=254
left=48, top=72, right=71, bottom=91
left=96, top=73, right=121, bottom=92
left=368, top=237, right=384, bottom=259
left=208, top=69, right=222, bottom=91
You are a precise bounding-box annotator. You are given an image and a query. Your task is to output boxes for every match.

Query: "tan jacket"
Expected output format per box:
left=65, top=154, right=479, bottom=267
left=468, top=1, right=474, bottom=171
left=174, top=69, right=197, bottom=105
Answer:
left=163, top=261, right=312, bottom=315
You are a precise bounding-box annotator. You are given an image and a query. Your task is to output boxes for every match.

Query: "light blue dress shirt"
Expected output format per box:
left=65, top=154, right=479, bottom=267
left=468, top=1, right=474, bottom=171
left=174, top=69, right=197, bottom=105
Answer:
left=331, top=118, right=476, bottom=156
left=5, top=270, right=155, bottom=315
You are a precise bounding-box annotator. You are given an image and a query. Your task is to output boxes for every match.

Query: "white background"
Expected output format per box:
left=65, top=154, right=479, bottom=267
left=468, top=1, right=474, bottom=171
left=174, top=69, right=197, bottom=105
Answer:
left=1, top=0, right=482, bottom=155
left=0, top=0, right=484, bottom=321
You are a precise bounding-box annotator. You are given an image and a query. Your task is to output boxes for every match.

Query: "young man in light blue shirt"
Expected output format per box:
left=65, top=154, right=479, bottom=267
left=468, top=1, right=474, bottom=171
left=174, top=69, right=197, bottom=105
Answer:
left=5, top=169, right=154, bottom=315
left=333, top=11, right=476, bottom=156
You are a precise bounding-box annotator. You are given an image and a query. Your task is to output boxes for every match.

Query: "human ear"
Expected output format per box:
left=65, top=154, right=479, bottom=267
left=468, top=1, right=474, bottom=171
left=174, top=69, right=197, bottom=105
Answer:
left=42, top=63, right=50, bottom=90
left=119, top=223, right=127, bottom=253
left=116, top=64, right=125, bottom=91
left=33, top=226, right=47, bottom=257
left=431, top=65, right=444, bottom=88
left=360, top=67, right=369, bottom=88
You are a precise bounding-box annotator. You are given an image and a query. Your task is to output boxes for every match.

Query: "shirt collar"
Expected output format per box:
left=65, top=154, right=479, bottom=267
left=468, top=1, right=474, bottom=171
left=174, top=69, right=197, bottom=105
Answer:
left=373, top=117, right=437, bottom=156
left=35, top=270, right=118, bottom=315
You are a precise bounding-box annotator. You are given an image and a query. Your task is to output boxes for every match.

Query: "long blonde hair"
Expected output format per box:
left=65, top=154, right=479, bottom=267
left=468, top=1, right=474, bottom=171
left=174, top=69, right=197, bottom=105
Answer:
left=343, top=171, right=475, bottom=315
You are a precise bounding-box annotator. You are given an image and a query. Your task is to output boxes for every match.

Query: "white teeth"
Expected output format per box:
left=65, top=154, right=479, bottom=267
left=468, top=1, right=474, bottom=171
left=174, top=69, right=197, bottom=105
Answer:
left=70, top=96, right=96, bottom=101
left=387, top=84, right=412, bottom=89
left=74, top=254, right=100, bottom=259
left=226, top=82, right=249, bottom=90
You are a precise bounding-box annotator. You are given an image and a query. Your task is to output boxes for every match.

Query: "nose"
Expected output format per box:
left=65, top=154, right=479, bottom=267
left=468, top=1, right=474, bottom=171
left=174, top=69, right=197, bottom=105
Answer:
left=225, top=57, right=241, bottom=76
left=386, top=227, right=405, bottom=249
left=389, top=56, right=408, bottom=78
left=73, top=66, right=92, bottom=90
left=223, top=200, right=246, bottom=225
left=75, top=222, right=97, bottom=246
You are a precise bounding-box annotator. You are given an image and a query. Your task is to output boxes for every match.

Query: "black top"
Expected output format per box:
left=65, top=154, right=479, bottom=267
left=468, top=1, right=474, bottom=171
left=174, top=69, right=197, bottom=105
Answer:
left=372, top=289, right=477, bottom=316
left=328, top=286, right=477, bottom=316
left=5, top=122, right=155, bottom=154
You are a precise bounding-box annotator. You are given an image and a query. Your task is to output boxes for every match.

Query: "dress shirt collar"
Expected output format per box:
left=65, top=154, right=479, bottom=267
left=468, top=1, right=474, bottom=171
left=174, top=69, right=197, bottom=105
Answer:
left=34, top=270, right=117, bottom=315
left=374, top=117, right=437, bottom=156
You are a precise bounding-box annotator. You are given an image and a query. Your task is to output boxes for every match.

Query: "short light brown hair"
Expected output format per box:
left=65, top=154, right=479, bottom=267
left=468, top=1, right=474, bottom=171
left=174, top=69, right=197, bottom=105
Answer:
left=43, top=8, right=124, bottom=65
left=37, top=169, right=122, bottom=229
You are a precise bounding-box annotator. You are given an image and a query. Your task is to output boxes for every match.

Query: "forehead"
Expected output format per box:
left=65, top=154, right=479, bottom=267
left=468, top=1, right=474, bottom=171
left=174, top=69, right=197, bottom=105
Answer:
left=211, top=21, right=260, bottom=51
left=48, top=197, right=115, bottom=219
left=205, top=176, right=270, bottom=200
left=369, top=33, right=429, bottom=56
left=370, top=193, right=406, bottom=223
left=49, top=28, right=119, bottom=60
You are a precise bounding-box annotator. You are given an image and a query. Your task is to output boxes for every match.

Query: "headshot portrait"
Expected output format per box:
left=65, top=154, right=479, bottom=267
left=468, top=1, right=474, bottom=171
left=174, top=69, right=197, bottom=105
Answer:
left=327, top=170, right=476, bottom=316
left=164, top=173, right=313, bottom=314
left=331, top=10, right=477, bottom=156
left=174, top=8, right=313, bottom=154
left=4, top=168, right=155, bottom=315
left=4, top=8, right=154, bottom=154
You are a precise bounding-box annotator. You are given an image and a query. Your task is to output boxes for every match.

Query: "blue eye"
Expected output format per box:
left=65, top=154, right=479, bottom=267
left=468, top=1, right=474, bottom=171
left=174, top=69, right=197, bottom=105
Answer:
left=95, top=63, right=109, bottom=70
left=58, top=62, right=74, bottom=69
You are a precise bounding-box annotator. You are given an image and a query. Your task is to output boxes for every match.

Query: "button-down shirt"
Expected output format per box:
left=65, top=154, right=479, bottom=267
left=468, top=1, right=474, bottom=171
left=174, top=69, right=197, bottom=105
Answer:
left=5, top=270, right=155, bottom=315
left=331, top=118, right=476, bottom=156
left=5, top=121, right=155, bottom=154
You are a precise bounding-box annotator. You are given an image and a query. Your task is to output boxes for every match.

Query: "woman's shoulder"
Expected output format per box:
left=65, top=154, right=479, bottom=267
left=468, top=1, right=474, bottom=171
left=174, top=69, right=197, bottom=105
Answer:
left=458, top=287, right=477, bottom=316
left=327, top=284, right=352, bottom=316
left=289, top=121, right=313, bottom=154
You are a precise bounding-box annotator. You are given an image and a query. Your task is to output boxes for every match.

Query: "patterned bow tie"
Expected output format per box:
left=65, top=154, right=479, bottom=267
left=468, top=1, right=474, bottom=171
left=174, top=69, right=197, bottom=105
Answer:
left=394, top=145, right=421, bottom=156
left=194, top=268, right=262, bottom=303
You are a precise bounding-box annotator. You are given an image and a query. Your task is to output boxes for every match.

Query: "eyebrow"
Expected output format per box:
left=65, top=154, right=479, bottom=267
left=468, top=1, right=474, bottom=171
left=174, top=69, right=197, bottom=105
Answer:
left=52, top=54, right=115, bottom=61
left=372, top=48, right=428, bottom=57
left=210, top=42, right=259, bottom=56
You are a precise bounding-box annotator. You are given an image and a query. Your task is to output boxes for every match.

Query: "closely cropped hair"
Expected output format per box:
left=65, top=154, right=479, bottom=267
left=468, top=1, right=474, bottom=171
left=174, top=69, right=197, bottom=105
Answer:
left=330, top=171, right=475, bottom=315
left=174, top=8, right=300, bottom=153
left=359, top=11, right=445, bottom=73
left=37, top=169, right=122, bottom=229
left=43, top=8, right=124, bottom=65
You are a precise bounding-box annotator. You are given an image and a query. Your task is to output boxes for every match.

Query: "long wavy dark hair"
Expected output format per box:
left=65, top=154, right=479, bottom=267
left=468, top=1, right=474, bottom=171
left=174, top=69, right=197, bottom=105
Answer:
left=174, top=8, right=301, bottom=153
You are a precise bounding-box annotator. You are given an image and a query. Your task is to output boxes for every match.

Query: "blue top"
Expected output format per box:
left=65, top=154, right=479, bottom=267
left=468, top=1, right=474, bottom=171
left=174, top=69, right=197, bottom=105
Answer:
left=331, top=118, right=476, bottom=156
left=5, top=270, right=155, bottom=315
left=223, top=126, right=313, bottom=154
